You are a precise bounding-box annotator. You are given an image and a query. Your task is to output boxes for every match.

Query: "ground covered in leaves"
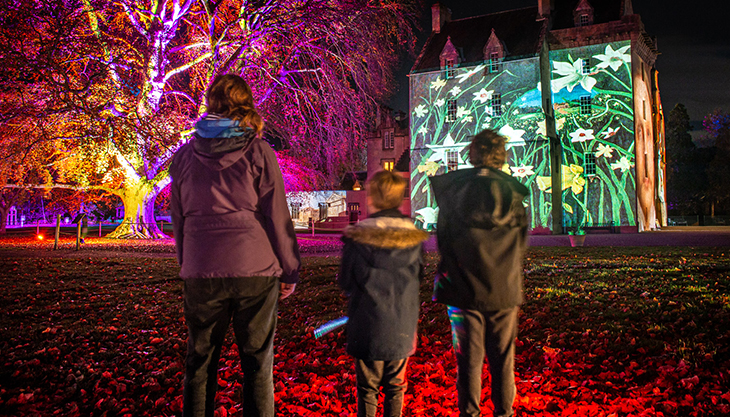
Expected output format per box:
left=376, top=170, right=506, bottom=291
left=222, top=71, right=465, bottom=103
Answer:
left=1, top=240, right=729, bottom=416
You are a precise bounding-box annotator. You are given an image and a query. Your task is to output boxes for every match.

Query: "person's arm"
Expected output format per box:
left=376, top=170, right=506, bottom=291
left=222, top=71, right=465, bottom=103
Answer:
left=169, top=160, right=184, bottom=265
left=256, top=142, right=301, bottom=285
left=337, top=239, right=356, bottom=296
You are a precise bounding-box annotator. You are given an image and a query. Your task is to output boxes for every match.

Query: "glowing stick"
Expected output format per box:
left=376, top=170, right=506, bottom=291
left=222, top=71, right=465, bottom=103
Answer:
left=313, top=316, right=348, bottom=339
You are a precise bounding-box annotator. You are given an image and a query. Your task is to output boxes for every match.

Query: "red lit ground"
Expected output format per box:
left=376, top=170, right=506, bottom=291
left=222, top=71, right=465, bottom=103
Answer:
left=1, top=236, right=729, bottom=416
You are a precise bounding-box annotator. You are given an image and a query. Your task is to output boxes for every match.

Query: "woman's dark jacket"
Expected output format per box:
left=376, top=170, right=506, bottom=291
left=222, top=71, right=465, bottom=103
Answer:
left=430, top=167, right=529, bottom=311
left=338, top=210, right=429, bottom=361
left=169, top=116, right=300, bottom=283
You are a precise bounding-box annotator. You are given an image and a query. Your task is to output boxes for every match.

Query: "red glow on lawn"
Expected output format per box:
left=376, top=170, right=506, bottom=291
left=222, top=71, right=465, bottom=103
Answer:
left=37, top=235, right=44, bottom=240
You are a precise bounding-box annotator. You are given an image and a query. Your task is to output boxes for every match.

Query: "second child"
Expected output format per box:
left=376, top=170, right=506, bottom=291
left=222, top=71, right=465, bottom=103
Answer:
left=338, top=170, right=429, bottom=417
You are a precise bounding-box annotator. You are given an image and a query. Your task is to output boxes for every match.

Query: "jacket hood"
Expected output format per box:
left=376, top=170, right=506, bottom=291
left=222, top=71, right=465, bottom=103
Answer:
left=192, top=116, right=256, bottom=171
left=343, top=217, right=429, bottom=249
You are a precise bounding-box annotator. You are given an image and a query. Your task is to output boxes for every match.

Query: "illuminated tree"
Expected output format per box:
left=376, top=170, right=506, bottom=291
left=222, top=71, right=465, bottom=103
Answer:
left=0, top=0, right=417, bottom=237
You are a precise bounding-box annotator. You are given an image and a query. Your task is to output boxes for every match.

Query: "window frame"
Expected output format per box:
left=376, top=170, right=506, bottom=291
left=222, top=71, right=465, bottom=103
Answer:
left=445, top=58, right=456, bottom=79
left=446, top=99, right=458, bottom=122
left=382, top=130, right=395, bottom=150
left=491, top=93, right=502, bottom=117
left=584, top=152, right=597, bottom=177
left=580, top=95, right=592, bottom=115
left=446, top=150, right=459, bottom=172
left=489, top=51, right=501, bottom=73
left=381, top=158, right=395, bottom=171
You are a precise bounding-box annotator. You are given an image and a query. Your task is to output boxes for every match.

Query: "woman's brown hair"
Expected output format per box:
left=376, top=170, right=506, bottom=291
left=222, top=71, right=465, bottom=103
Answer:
left=206, top=74, right=264, bottom=135
left=468, top=129, right=507, bottom=169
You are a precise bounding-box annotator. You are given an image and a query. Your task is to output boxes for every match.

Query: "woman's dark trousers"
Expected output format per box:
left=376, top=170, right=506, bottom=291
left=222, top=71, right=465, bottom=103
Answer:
left=183, top=276, right=278, bottom=417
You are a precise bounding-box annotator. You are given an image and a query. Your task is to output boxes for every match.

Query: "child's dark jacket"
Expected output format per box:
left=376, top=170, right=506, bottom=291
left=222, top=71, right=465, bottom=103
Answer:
left=338, top=209, right=429, bottom=361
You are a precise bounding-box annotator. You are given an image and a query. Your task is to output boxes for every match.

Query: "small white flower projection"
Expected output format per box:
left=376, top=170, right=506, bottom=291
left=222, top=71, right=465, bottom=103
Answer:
left=569, top=128, right=595, bottom=143
left=413, top=104, right=427, bottom=118
left=611, top=156, right=634, bottom=173
left=430, top=77, right=446, bottom=90
left=510, top=165, right=535, bottom=178
left=448, top=86, right=462, bottom=96
left=456, top=65, right=485, bottom=83
left=499, top=124, right=526, bottom=150
left=434, top=98, right=445, bottom=107
left=595, top=143, right=614, bottom=158
left=456, top=106, right=470, bottom=120
left=472, top=88, right=494, bottom=104
left=601, top=126, right=621, bottom=138
left=594, top=45, right=631, bottom=72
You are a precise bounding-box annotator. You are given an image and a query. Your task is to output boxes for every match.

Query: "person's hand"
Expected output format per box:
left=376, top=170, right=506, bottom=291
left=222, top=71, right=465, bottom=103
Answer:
left=279, top=283, right=296, bottom=300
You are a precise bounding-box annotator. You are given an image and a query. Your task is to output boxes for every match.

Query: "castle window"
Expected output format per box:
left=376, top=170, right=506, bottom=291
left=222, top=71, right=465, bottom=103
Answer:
left=579, top=14, right=590, bottom=26
left=584, top=153, right=596, bottom=176
left=491, top=94, right=502, bottom=116
left=446, top=150, right=459, bottom=172
left=581, top=58, right=590, bottom=75
left=383, top=130, right=394, bottom=149
left=445, top=59, right=456, bottom=79
left=446, top=100, right=457, bottom=122
left=382, top=159, right=395, bottom=171
left=580, top=95, right=592, bottom=115
left=489, top=52, right=501, bottom=73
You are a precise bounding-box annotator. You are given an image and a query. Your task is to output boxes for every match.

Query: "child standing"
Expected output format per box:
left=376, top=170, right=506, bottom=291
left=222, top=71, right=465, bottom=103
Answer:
left=338, top=170, right=429, bottom=417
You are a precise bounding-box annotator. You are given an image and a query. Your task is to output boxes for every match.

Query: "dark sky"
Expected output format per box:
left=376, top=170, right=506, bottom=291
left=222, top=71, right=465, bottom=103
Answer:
left=390, top=0, right=730, bottom=133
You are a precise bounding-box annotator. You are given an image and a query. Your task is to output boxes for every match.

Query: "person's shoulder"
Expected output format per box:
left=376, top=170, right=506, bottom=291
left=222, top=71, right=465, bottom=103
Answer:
left=170, top=141, right=195, bottom=170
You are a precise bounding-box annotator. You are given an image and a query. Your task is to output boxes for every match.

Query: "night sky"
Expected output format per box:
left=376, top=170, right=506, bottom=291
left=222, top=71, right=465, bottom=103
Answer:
left=390, top=0, right=730, bottom=141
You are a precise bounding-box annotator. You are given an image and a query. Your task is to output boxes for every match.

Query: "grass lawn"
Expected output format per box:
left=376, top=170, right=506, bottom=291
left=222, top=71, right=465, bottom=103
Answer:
left=1, top=241, right=729, bottom=416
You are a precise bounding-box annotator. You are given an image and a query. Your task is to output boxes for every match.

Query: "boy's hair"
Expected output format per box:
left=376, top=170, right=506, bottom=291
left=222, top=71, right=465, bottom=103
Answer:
left=206, top=74, right=264, bottom=135
left=368, top=170, right=407, bottom=211
left=469, top=129, right=507, bottom=169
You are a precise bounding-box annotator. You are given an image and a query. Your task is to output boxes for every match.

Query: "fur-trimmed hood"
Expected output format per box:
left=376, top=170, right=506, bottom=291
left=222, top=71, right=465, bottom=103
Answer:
left=343, top=217, right=429, bottom=249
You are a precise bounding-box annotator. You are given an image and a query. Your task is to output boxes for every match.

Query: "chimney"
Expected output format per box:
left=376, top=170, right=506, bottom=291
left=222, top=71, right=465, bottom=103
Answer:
left=431, top=3, right=451, bottom=34
left=538, top=0, right=553, bottom=17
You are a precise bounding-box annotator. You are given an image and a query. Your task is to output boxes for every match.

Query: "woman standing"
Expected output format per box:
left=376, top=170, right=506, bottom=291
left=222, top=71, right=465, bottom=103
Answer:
left=169, top=74, right=300, bottom=417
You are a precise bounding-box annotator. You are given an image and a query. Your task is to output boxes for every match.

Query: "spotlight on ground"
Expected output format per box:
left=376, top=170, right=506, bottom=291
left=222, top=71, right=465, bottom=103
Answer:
left=37, top=235, right=44, bottom=240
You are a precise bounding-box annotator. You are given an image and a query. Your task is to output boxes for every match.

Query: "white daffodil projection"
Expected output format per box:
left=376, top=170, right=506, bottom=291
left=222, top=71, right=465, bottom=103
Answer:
left=417, top=126, right=428, bottom=136
left=611, top=156, right=634, bottom=173
left=551, top=59, right=597, bottom=93
left=434, top=98, right=445, bottom=107
left=510, top=165, right=535, bottom=178
left=472, top=88, right=494, bottom=104
left=595, top=143, right=614, bottom=158
left=415, top=207, right=439, bottom=229
left=594, top=45, right=631, bottom=72
left=430, top=77, right=446, bottom=90
left=456, top=65, right=485, bottom=83
left=425, top=133, right=470, bottom=163
left=569, top=128, right=595, bottom=143
left=413, top=104, right=427, bottom=118
left=601, top=126, right=621, bottom=138
left=449, top=86, right=462, bottom=96
left=456, top=106, right=470, bottom=120
left=499, top=124, right=526, bottom=150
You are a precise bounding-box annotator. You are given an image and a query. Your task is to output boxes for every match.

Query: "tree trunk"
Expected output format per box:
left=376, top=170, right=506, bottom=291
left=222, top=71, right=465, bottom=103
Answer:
left=106, top=182, right=168, bottom=239
left=0, top=206, right=8, bottom=235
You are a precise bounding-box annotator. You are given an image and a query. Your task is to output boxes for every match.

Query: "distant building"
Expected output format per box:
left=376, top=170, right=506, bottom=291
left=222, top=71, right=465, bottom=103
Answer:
left=364, top=107, right=412, bottom=218
left=409, top=0, right=666, bottom=232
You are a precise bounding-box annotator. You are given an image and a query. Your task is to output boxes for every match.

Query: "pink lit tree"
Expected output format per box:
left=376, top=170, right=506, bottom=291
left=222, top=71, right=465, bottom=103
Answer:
left=0, top=0, right=417, bottom=237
